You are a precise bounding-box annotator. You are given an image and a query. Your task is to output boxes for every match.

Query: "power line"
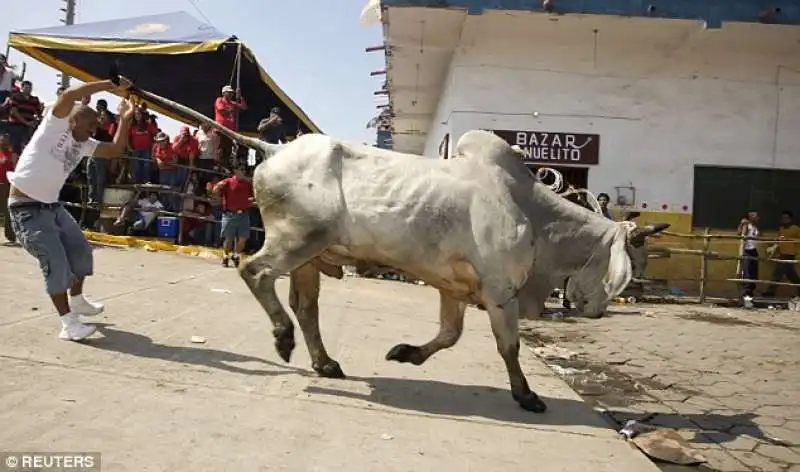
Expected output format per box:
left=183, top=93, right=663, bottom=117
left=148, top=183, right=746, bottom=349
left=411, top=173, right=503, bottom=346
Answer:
left=187, top=0, right=212, bottom=24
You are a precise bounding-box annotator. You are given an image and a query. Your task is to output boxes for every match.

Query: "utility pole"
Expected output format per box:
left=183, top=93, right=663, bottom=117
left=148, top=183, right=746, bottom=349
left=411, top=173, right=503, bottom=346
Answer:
left=57, top=0, right=76, bottom=89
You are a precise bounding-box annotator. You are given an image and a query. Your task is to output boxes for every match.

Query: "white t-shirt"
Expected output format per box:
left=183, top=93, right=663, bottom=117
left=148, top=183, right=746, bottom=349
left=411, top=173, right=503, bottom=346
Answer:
left=7, top=109, right=100, bottom=204
left=137, top=198, right=164, bottom=226
left=196, top=129, right=215, bottom=160
left=743, top=223, right=759, bottom=251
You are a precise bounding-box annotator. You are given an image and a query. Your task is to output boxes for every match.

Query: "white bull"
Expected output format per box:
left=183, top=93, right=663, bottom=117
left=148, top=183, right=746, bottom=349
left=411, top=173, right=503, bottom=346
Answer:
left=137, top=91, right=667, bottom=413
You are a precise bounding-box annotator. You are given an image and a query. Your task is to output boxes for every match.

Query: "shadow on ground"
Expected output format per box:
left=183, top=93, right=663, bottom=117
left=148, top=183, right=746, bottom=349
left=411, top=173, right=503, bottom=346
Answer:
left=83, top=324, right=308, bottom=377
left=541, top=307, right=643, bottom=320
left=304, top=376, right=611, bottom=428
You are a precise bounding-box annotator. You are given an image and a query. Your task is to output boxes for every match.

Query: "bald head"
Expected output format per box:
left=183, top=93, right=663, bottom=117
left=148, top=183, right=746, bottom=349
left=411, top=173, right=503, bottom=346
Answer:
left=69, top=105, right=100, bottom=142
left=70, top=104, right=98, bottom=120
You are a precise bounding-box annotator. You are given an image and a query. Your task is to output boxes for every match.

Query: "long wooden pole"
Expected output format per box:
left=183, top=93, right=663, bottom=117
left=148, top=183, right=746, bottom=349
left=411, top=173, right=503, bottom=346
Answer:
left=235, top=42, right=242, bottom=94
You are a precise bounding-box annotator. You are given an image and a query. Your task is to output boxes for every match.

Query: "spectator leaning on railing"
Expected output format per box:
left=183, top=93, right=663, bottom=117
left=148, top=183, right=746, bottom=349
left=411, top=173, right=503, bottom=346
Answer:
left=172, top=125, right=198, bottom=190
left=153, top=131, right=180, bottom=211
left=194, top=122, right=218, bottom=186
left=128, top=106, right=158, bottom=184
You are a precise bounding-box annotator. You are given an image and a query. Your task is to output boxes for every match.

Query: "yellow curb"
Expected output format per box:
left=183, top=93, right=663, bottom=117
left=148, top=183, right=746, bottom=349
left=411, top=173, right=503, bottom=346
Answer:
left=83, top=230, right=227, bottom=260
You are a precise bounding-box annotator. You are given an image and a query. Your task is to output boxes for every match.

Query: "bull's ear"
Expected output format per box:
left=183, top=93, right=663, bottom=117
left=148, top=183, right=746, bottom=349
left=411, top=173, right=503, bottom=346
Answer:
left=629, top=223, right=670, bottom=247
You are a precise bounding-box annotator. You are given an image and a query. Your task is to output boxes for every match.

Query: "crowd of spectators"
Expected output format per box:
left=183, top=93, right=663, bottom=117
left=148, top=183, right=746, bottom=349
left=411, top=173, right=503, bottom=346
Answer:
left=0, top=54, right=296, bottom=264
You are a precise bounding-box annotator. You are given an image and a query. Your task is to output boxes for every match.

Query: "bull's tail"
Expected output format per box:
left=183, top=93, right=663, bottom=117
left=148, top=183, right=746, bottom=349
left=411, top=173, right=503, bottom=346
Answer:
left=131, top=88, right=282, bottom=160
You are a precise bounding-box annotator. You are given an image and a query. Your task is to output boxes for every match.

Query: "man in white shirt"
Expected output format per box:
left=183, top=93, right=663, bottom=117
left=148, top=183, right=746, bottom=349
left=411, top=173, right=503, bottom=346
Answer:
left=6, top=76, right=135, bottom=341
left=137, top=193, right=164, bottom=228
left=0, top=54, right=24, bottom=103
left=112, top=192, right=163, bottom=235
left=194, top=123, right=218, bottom=186
left=738, top=211, right=761, bottom=304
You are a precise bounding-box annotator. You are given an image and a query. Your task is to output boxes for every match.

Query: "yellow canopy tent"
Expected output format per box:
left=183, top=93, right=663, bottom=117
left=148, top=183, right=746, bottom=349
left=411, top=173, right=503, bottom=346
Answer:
left=8, top=11, right=321, bottom=137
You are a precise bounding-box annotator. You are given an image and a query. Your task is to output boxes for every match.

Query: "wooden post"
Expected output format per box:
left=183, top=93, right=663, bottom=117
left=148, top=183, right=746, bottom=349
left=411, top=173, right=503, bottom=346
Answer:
left=699, top=228, right=711, bottom=303
left=177, top=215, right=184, bottom=246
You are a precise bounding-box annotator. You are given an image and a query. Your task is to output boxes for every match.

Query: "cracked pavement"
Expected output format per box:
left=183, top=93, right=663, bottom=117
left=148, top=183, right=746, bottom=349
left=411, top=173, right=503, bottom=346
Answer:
left=520, top=303, right=800, bottom=472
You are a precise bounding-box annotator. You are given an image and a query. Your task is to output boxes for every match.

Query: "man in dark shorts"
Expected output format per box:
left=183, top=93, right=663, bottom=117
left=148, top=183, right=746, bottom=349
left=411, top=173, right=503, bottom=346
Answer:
left=213, top=165, right=253, bottom=268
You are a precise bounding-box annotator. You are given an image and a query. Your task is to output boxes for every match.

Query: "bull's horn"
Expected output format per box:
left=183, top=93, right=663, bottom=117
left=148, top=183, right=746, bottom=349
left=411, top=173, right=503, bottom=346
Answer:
left=644, top=222, right=671, bottom=235
left=629, top=222, right=670, bottom=246
left=131, top=87, right=281, bottom=159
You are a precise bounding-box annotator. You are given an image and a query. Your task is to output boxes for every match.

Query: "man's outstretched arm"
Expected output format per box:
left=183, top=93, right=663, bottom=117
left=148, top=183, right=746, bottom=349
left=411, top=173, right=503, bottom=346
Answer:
left=52, top=77, right=133, bottom=119
left=94, top=97, right=136, bottom=158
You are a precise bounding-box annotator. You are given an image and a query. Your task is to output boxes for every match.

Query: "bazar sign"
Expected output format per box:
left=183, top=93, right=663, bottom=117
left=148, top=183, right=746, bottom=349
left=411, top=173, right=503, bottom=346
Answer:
left=493, top=130, right=600, bottom=165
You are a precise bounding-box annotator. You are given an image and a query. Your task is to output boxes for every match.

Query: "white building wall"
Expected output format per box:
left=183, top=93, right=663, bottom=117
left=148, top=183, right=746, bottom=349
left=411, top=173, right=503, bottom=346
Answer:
left=423, top=13, right=800, bottom=213
left=422, top=64, right=458, bottom=158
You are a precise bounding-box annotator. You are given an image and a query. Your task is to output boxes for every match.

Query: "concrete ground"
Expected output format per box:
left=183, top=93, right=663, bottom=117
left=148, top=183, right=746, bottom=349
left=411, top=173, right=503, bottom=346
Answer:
left=521, top=302, right=800, bottom=472
left=0, top=244, right=660, bottom=472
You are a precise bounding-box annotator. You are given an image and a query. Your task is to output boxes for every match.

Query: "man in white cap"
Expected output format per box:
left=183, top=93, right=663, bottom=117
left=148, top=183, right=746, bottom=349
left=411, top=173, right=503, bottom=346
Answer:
left=6, top=76, right=135, bottom=341
left=213, top=84, right=247, bottom=169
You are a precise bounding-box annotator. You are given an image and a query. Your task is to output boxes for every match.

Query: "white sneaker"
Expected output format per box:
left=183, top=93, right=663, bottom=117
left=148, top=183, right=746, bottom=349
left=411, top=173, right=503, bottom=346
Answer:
left=69, top=294, right=105, bottom=316
left=58, top=314, right=98, bottom=341
left=743, top=295, right=754, bottom=309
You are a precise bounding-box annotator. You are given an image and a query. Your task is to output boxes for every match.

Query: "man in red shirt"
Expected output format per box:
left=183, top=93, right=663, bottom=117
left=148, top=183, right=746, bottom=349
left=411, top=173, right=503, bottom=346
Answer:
left=213, top=165, right=253, bottom=267
left=214, top=85, right=247, bottom=170
left=153, top=132, right=180, bottom=210
left=172, top=126, right=198, bottom=192
left=0, top=132, right=18, bottom=243
left=128, top=107, right=158, bottom=183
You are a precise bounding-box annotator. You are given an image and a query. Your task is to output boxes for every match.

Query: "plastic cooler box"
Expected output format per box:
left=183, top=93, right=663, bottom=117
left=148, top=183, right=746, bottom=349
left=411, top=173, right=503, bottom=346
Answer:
left=157, top=216, right=178, bottom=238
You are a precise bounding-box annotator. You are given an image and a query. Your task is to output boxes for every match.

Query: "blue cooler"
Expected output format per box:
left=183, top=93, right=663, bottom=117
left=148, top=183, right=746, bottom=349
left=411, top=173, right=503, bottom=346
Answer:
left=157, top=216, right=179, bottom=238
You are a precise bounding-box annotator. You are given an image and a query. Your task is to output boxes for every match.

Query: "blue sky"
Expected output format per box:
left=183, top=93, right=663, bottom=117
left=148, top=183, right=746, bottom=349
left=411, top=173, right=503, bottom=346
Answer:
left=2, top=0, right=385, bottom=143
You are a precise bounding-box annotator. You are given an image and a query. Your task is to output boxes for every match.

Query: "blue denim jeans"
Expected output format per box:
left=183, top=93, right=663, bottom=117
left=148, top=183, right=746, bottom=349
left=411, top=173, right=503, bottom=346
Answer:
left=221, top=211, right=250, bottom=240
left=86, top=157, right=109, bottom=205
left=130, top=148, right=152, bottom=184
left=9, top=203, right=93, bottom=294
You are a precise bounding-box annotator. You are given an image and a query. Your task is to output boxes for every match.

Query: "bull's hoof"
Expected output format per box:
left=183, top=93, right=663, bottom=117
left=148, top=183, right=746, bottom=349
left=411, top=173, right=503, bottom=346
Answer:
left=385, top=343, right=426, bottom=366
left=514, top=392, right=548, bottom=413
left=581, top=312, right=605, bottom=319
left=273, top=325, right=296, bottom=363
left=313, top=360, right=346, bottom=379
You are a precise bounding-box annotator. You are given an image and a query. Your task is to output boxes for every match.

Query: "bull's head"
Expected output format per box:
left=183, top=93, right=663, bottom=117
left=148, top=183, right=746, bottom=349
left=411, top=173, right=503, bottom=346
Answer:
left=567, top=220, right=669, bottom=318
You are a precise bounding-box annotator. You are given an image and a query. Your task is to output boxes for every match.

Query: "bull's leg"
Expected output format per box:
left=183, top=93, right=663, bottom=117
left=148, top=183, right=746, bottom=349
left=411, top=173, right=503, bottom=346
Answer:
left=238, top=235, right=331, bottom=363
left=517, top=274, right=553, bottom=320
left=486, top=298, right=547, bottom=413
left=289, top=262, right=345, bottom=378
left=385, top=291, right=466, bottom=365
